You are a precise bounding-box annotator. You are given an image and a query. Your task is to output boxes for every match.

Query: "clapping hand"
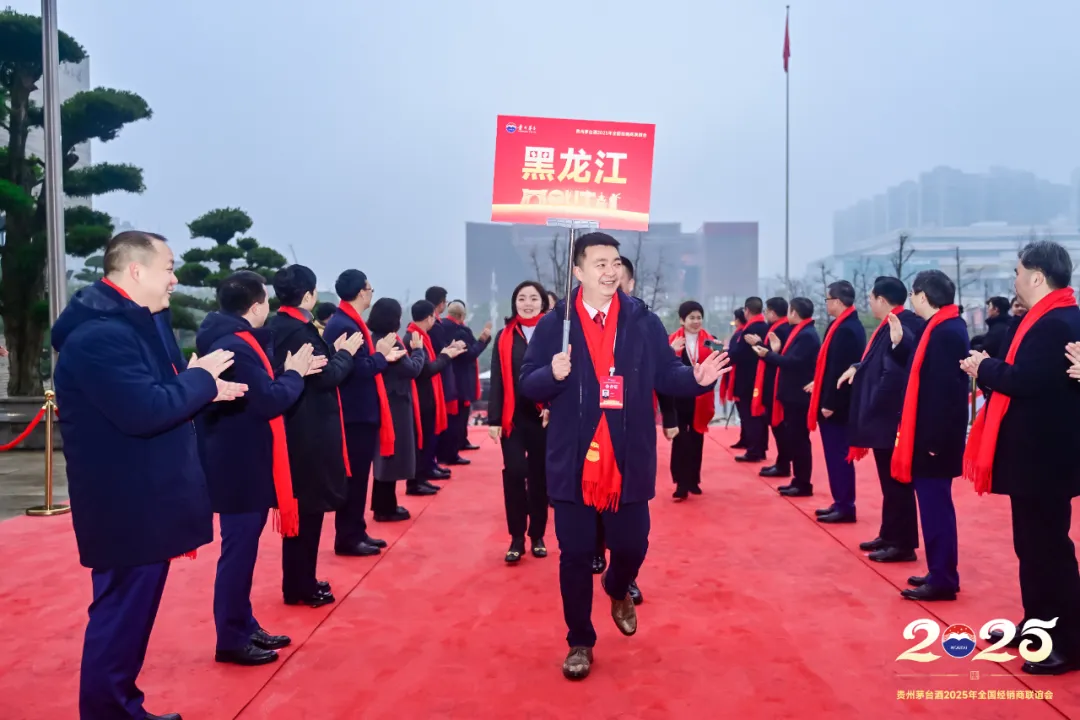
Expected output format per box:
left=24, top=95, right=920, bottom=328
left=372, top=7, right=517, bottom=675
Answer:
left=752, top=344, right=768, bottom=358
left=441, top=343, right=465, bottom=358
left=887, top=312, right=903, bottom=345
left=213, top=380, right=247, bottom=402
left=479, top=321, right=493, bottom=342
left=767, top=332, right=781, bottom=353
left=188, top=349, right=235, bottom=379
left=410, top=332, right=424, bottom=351
left=1067, top=342, right=1080, bottom=380
left=334, top=331, right=365, bottom=356
left=693, top=350, right=730, bottom=386
left=671, top=336, right=686, bottom=353
left=743, top=333, right=762, bottom=347
left=374, top=333, right=406, bottom=362
left=960, top=350, right=990, bottom=379
left=285, top=343, right=326, bottom=377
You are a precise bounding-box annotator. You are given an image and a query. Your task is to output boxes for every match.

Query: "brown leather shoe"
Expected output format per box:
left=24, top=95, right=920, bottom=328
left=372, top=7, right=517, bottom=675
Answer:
left=562, top=646, right=593, bottom=680
left=602, top=571, right=637, bottom=636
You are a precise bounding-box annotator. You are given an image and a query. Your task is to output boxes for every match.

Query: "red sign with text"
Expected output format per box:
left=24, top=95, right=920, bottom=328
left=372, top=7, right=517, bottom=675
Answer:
left=490, top=115, right=656, bottom=231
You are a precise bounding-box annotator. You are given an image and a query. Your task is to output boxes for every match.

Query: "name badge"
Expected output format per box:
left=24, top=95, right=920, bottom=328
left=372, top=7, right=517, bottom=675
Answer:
left=600, top=375, right=625, bottom=409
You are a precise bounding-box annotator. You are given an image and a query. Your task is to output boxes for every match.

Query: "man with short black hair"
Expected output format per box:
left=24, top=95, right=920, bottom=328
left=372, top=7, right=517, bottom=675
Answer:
left=732, top=296, right=769, bottom=462
left=197, top=271, right=325, bottom=667
left=619, top=256, right=635, bottom=295
left=809, top=280, right=866, bottom=523
left=520, top=231, right=728, bottom=680
left=755, top=297, right=820, bottom=496
left=424, top=286, right=457, bottom=477
left=965, top=240, right=1080, bottom=675
left=886, top=270, right=969, bottom=602
left=324, top=269, right=404, bottom=553
left=55, top=231, right=246, bottom=720
left=972, top=296, right=1010, bottom=359
left=753, top=297, right=792, bottom=478
left=842, top=276, right=925, bottom=563
left=445, top=299, right=492, bottom=453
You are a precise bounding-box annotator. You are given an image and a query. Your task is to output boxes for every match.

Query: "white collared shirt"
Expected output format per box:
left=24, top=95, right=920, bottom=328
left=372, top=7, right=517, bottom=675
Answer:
left=522, top=325, right=535, bottom=342
left=685, top=331, right=699, bottom=362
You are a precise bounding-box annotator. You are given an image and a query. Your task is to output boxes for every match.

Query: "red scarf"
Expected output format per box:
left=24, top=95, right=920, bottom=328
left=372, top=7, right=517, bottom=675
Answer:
left=447, top=315, right=481, bottom=405
left=336, top=301, right=395, bottom=458
left=771, top=319, right=813, bottom=427
left=807, top=306, right=856, bottom=432
left=396, top=334, right=424, bottom=450
left=964, top=287, right=1078, bottom=494
left=847, top=306, right=905, bottom=462
left=751, top=319, right=788, bottom=417
left=104, top=277, right=198, bottom=558
left=406, top=322, right=448, bottom=435
left=495, top=313, right=542, bottom=436
left=576, top=290, right=623, bottom=511
left=279, top=306, right=352, bottom=475
left=890, top=305, right=960, bottom=484
left=668, top=327, right=715, bottom=433
left=235, top=331, right=300, bottom=536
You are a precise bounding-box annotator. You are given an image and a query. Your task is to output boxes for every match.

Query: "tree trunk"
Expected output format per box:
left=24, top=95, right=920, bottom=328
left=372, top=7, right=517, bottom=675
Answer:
left=3, top=312, right=46, bottom=397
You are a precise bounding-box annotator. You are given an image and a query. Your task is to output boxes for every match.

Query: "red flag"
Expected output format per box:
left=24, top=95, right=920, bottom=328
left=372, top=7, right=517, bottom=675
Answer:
left=783, top=13, right=791, bottom=72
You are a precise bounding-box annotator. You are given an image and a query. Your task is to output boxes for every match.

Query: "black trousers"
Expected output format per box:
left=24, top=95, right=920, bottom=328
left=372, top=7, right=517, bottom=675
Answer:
left=415, top=404, right=438, bottom=479
left=554, top=500, right=650, bottom=648
left=769, top=407, right=790, bottom=470
left=501, top=421, right=548, bottom=541
left=336, top=423, right=377, bottom=548
left=780, top=404, right=812, bottom=491
left=437, top=410, right=467, bottom=463
left=282, top=510, right=324, bottom=600
left=1011, top=495, right=1080, bottom=657
left=371, top=481, right=400, bottom=516
left=670, top=428, right=704, bottom=491
left=214, top=510, right=268, bottom=652
left=872, top=447, right=919, bottom=551
left=737, top=397, right=768, bottom=458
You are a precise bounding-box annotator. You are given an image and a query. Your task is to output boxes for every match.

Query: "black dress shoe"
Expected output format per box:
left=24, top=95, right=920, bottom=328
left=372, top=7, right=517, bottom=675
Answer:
left=435, top=465, right=451, bottom=474
left=505, top=537, right=525, bottom=563
left=284, top=591, right=335, bottom=607
left=779, top=486, right=812, bottom=497
left=251, top=627, right=292, bottom=650
left=869, top=547, right=917, bottom=563
left=420, top=479, right=441, bottom=491
left=592, top=555, right=607, bottom=574
left=146, top=713, right=182, bottom=720
left=817, top=510, right=856, bottom=524
left=448, top=456, right=471, bottom=466
left=363, top=536, right=387, bottom=549
left=901, top=584, right=957, bottom=601
left=735, top=454, right=766, bottom=463
left=760, top=465, right=791, bottom=478
left=815, top=506, right=836, bottom=516
left=1022, top=649, right=1080, bottom=675
left=987, top=621, right=1025, bottom=649
left=374, top=507, right=411, bottom=522
left=406, top=483, right=438, bottom=496
left=859, top=537, right=887, bottom=552
left=688, top=485, right=703, bottom=495
left=335, top=541, right=380, bottom=557
left=216, top=643, right=278, bottom=666
left=463, top=442, right=480, bottom=451
left=317, top=580, right=331, bottom=593
left=672, top=487, right=688, bottom=501
left=531, top=538, right=548, bottom=558
left=427, top=468, right=452, bottom=480
left=731, top=441, right=747, bottom=449
left=628, top=580, right=643, bottom=605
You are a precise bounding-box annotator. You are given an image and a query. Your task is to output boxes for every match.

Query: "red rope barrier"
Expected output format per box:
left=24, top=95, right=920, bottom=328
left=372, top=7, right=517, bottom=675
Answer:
left=0, top=408, right=45, bottom=452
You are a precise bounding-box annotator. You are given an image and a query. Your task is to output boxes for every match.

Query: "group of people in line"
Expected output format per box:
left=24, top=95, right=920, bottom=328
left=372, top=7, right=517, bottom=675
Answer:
left=49, top=227, right=1080, bottom=717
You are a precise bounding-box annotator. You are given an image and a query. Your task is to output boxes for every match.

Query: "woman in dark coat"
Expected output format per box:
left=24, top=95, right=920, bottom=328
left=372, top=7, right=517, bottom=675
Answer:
left=267, top=265, right=364, bottom=607
left=367, top=298, right=427, bottom=521
left=488, top=281, right=550, bottom=563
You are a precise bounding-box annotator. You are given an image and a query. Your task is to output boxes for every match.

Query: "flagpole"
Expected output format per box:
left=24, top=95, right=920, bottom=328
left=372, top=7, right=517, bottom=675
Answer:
left=784, top=5, right=790, bottom=292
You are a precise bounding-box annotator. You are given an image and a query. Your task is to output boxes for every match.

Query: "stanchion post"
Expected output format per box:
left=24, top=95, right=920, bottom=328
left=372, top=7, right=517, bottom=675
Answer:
left=970, top=377, right=977, bottom=427
left=26, top=391, right=70, bottom=517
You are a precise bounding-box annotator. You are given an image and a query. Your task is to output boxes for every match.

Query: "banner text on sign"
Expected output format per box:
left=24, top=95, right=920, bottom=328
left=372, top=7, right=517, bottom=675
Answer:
left=490, top=115, right=656, bottom=231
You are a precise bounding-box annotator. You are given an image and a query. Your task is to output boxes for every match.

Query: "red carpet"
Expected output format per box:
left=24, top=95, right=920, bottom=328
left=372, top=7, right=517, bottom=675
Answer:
left=1, top=427, right=1078, bottom=719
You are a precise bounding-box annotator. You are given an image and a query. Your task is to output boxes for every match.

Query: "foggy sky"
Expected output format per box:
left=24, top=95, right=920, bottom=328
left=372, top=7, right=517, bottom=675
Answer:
left=11, top=0, right=1080, bottom=302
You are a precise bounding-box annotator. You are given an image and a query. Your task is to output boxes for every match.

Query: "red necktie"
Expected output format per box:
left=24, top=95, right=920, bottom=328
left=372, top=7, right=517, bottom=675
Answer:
left=594, top=311, right=606, bottom=329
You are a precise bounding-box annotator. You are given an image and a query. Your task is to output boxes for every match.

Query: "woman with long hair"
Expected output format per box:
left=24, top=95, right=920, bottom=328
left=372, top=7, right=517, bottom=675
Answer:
left=488, top=280, right=551, bottom=563
left=366, top=298, right=427, bottom=521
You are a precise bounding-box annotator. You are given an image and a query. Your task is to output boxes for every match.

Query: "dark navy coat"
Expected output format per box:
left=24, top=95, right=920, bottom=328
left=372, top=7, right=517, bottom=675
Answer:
left=449, top=321, right=490, bottom=404
left=519, top=289, right=712, bottom=505
left=890, top=314, right=970, bottom=479
left=848, top=310, right=926, bottom=450
left=760, top=321, right=791, bottom=411
left=53, top=281, right=218, bottom=569
left=762, top=324, right=821, bottom=408
left=977, top=306, right=1080, bottom=497
left=731, top=317, right=769, bottom=400
left=323, top=308, right=390, bottom=426
left=195, top=312, right=305, bottom=514
left=816, top=311, right=866, bottom=425
left=430, top=318, right=458, bottom=403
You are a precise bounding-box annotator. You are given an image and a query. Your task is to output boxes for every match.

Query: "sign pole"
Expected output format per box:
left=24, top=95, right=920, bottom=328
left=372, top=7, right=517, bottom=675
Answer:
left=547, top=219, right=598, bottom=352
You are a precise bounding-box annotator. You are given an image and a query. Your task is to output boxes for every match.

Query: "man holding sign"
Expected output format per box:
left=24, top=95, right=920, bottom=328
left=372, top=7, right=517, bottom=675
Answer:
left=519, top=232, right=729, bottom=680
